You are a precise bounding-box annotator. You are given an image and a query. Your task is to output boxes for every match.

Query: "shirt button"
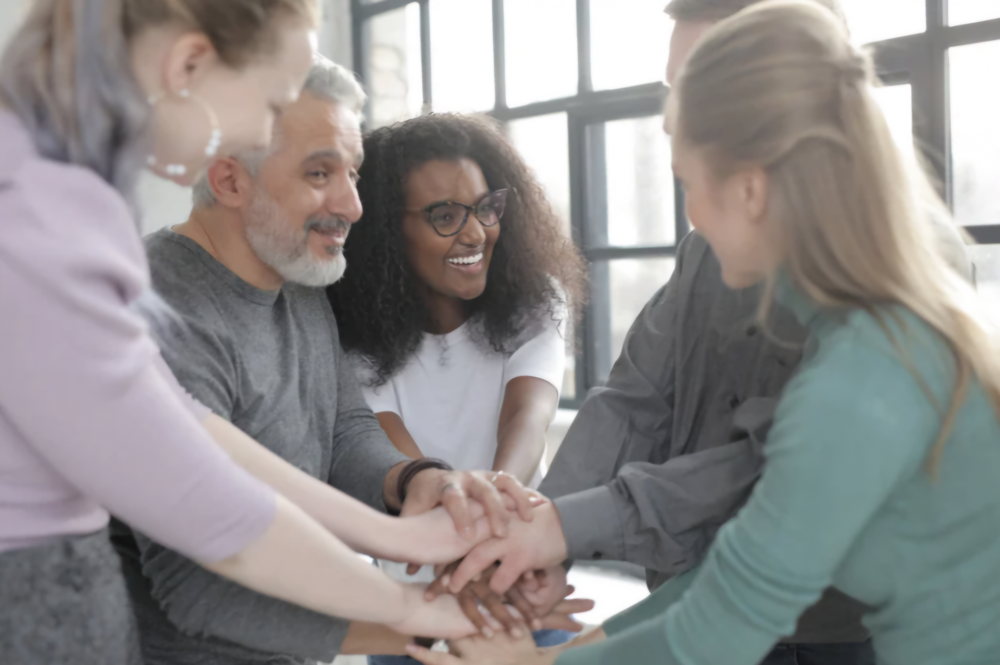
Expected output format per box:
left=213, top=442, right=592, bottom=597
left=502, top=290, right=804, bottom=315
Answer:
left=746, top=324, right=757, bottom=337
left=729, top=395, right=741, bottom=409
left=592, top=552, right=603, bottom=560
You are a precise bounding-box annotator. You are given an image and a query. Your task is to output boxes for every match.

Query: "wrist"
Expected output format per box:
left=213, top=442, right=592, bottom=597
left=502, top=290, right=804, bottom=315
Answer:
left=397, top=458, right=453, bottom=506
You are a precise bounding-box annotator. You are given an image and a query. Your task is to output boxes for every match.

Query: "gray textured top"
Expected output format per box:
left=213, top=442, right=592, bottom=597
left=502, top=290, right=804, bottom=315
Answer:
left=112, top=229, right=409, bottom=665
left=542, top=226, right=972, bottom=644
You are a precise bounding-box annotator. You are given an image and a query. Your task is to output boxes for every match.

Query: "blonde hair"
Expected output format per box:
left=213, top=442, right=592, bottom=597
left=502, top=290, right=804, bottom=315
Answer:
left=674, top=0, right=1000, bottom=472
left=0, top=0, right=319, bottom=198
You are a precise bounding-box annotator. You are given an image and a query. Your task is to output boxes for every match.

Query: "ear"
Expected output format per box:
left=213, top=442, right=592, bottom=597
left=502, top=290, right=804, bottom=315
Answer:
left=738, top=166, right=769, bottom=227
left=206, top=158, right=246, bottom=209
left=161, top=32, right=218, bottom=94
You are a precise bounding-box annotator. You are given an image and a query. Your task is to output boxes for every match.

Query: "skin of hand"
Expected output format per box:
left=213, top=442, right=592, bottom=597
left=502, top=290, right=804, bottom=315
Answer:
left=449, top=500, right=569, bottom=595
left=396, top=468, right=536, bottom=542
left=406, top=622, right=563, bottom=665
left=427, top=562, right=592, bottom=635
left=389, top=584, right=480, bottom=641
left=515, top=565, right=573, bottom=619
left=382, top=506, right=494, bottom=567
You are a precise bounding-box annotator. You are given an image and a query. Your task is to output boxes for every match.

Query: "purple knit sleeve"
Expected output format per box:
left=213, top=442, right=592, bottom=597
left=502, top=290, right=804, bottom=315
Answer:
left=0, top=161, right=275, bottom=563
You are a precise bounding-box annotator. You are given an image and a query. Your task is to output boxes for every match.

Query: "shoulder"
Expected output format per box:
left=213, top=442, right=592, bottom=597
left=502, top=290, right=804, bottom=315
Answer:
left=783, top=307, right=949, bottom=434
left=0, top=154, right=147, bottom=295
left=143, top=232, right=235, bottom=340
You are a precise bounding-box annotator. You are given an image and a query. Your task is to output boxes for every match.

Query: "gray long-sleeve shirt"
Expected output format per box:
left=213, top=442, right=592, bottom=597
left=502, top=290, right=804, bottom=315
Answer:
left=110, top=229, right=409, bottom=665
left=542, top=225, right=972, bottom=644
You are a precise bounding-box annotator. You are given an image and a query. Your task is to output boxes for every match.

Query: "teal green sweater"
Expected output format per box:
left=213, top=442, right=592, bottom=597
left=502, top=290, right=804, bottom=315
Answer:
left=557, top=281, right=1000, bottom=665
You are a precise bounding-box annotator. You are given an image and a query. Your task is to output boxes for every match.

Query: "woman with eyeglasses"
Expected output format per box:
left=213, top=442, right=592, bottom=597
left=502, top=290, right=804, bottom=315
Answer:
left=328, top=113, right=589, bottom=663
left=0, top=2, right=522, bottom=662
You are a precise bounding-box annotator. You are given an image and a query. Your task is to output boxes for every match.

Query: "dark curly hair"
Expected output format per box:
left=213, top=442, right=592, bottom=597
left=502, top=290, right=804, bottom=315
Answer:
left=328, top=113, right=587, bottom=386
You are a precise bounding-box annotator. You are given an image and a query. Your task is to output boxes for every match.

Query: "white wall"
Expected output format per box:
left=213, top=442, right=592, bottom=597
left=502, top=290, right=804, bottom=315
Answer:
left=0, top=0, right=354, bottom=235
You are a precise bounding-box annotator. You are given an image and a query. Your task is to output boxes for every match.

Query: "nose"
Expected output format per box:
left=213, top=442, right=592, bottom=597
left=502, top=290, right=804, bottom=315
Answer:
left=327, top=174, right=363, bottom=224
left=456, top=209, right=488, bottom=246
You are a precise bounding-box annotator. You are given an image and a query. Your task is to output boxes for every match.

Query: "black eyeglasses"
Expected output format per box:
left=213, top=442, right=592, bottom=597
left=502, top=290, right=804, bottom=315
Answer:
left=406, top=189, right=508, bottom=238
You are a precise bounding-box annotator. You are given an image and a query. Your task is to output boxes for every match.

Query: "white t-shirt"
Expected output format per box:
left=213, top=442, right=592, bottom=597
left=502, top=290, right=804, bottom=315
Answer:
left=357, top=310, right=566, bottom=489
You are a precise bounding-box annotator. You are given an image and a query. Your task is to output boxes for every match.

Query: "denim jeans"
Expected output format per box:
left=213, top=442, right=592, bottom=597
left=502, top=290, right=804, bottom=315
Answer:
left=367, top=630, right=574, bottom=665
left=760, top=640, right=876, bottom=665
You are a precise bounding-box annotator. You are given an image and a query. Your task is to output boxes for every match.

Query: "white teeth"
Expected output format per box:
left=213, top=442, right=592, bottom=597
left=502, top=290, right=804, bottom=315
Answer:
left=448, top=253, right=483, bottom=266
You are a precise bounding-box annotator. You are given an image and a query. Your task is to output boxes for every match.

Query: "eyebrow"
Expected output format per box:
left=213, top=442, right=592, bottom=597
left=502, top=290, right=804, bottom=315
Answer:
left=303, top=149, right=364, bottom=169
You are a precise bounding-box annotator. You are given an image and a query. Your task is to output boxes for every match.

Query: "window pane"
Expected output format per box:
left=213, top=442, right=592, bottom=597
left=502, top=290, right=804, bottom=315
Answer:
left=840, top=0, right=926, bottom=45
left=591, top=0, right=672, bottom=91
left=430, top=0, right=494, bottom=112
left=367, top=4, right=423, bottom=129
left=609, top=257, right=676, bottom=368
left=969, top=245, right=1000, bottom=320
left=505, top=0, right=577, bottom=107
left=605, top=116, right=675, bottom=247
left=872, top=83, right=914, bottom=159
left=507, top=113, right=575, bottom=398
left=951, top=40, right=1000, bottom=226
left=949, top=0, right=1000, bottom=26
left=508, top=113, right=571, bottom=236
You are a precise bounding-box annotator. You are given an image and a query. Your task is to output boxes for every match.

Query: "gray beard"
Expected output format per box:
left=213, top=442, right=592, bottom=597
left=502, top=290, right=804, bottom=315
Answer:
left=244, top=188, right=347, bottom=287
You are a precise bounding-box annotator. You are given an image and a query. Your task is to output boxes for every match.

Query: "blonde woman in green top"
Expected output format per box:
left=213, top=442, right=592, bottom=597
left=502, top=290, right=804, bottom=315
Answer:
left=407, top=2, right=1000, bottom=664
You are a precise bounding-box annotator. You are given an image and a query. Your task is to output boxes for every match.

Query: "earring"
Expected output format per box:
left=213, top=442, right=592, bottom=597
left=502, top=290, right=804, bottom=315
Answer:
left=146, top=88, right=222, bottom=177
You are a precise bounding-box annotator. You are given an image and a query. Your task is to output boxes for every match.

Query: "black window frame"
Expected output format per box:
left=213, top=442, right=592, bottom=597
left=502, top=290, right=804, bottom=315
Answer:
left=352, top=0, right=1000, bottom=411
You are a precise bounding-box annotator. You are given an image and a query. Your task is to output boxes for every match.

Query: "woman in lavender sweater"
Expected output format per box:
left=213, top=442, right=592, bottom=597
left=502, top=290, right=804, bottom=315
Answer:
left=0, top=1, right=523, bottom=663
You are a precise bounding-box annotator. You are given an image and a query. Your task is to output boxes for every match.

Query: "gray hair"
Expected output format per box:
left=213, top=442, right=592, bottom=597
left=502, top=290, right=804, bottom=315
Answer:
left=191, top=54, right=366, bottom=209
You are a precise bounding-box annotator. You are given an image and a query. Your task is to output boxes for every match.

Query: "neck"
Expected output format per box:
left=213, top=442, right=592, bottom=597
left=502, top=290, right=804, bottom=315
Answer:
left=174, top=206, right=284, bottom=291
left=420, top=285, right=470, bottom=335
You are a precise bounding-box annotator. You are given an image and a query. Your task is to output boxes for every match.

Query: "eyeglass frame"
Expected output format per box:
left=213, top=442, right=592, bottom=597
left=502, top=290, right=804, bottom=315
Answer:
left=404, top=188, right=509, bottom=238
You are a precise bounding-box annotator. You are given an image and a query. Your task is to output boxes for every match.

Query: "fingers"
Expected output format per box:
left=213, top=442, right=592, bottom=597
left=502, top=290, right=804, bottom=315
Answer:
left=539, top=613, right=584, bottom=633
left=492, top=472, right=535, bottom=522
left=449, top=541, right=505, bottom=593
left=478, top=590, right=523, bottom=638
left=504, top=585, right=542, bottom=632
left=406, top=644, right=458, bottom=665
left=425, top=572, right=452, bottom=601
left=552, top=597, right=596, bottom=616
left=489, top=551, right=533, bottom=595
left=468, top=476, right=511, bottom=539
left=457, top=588, right=494, bottom=637
left=439, top=483, right=476, bottom=541
left=516, top=570, right=542, bottom=594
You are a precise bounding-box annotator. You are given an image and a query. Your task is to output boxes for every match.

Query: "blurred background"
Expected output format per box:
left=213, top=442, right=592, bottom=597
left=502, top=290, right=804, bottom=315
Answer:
left=1, top=0, right=998, bottom=658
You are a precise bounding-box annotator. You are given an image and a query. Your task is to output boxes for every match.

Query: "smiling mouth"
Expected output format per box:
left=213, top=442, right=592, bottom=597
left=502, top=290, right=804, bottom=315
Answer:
left=447, top=253, right=483, bottom=266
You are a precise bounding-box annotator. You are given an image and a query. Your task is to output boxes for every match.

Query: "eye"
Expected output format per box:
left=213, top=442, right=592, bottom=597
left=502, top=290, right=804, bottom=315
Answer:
left=308, top=170, right=328, bottom=180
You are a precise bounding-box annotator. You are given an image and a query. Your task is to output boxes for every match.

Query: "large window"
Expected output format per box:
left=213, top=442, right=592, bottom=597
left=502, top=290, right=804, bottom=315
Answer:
left=353, top=0, right=1000, bottom=409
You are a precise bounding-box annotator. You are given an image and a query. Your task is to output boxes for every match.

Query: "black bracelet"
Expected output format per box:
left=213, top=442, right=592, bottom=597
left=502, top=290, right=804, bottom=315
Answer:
left=396, top=457, right=453, bottom=507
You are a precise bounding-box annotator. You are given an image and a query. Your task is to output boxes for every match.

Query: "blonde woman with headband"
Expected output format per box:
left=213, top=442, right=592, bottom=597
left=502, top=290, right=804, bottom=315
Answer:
left=407, top=2, right=1000, bottom=665
left=0, top=1, right=534, bottom=663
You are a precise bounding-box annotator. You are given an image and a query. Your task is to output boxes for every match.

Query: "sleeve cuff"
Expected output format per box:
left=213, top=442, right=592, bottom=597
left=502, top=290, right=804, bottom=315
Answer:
left=553, top=486, right=626, bottom=562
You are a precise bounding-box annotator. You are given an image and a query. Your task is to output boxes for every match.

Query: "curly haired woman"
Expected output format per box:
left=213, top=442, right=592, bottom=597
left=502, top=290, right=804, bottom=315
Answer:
left=328, top=113, right=589, bottom=663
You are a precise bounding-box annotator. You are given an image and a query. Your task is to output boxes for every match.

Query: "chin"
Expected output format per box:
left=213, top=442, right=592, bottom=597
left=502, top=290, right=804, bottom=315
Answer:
left=721, top=270, right=764, bottom=290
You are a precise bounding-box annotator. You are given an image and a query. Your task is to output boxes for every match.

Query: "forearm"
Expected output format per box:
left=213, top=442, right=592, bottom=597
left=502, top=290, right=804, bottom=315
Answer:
left=494, top=411, right=549, bottom=485
left=204, top=495, right=413, bottom=627
left=341, top=621, right=413, bottom=655
left=204, top=414, right=402, bottom=555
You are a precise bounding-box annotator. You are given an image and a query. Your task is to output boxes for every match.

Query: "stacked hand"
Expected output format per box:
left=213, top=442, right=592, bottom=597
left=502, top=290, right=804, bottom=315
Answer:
left=405, top=622, right=608, bottom=665
left=426, top=562, right=593, bottom=636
